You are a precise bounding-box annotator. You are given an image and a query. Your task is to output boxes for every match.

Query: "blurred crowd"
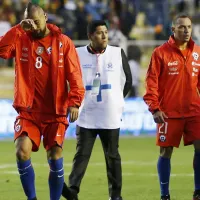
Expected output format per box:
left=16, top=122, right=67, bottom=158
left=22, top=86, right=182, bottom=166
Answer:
left=1, top=0, right=200, bottom=97
left=1, top=0, right=200, bottom=42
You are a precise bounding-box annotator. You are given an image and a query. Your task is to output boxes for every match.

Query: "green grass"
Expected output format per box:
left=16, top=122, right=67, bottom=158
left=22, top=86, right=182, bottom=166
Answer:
left=0, top=137, right=195, bottom=200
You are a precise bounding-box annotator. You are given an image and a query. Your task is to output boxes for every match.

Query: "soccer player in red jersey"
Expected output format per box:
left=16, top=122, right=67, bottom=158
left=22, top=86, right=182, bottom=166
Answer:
left=144, top=14, right=200, bottom=200
left=0, top=2, right=85, bottom=200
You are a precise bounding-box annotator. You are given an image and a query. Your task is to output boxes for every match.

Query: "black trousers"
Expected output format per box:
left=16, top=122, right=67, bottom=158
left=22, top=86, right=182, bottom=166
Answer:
left=69, top=126, right=122, bottom=197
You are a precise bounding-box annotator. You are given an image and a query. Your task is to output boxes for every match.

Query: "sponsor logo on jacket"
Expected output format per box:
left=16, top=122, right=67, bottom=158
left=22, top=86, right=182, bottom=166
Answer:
left=169, top=67, right=178, bottom=71
left=169, top=72, right=179, bottom=75
left=47, top=47, right=52, bottom=54
left=22, top=53, right=28, bottom=57
left=192, top=72, right=198, bottom=76
left=192, top=61, right=200, bottom=66
left=168, top=61, right=178, bottom=66
left=192, top=67, right=199, bottom=76
left=193, top=67, right=199, bottom=72
left=22, top=47, right=28, bottom=52
left=168, top=67, right=179, bottom=75
left=20, top=58, right=28, bottom=62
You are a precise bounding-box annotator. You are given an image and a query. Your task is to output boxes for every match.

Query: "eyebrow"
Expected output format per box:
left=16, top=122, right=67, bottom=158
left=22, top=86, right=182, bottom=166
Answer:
left=96, top=29, right=108, bottom=32
left=178, top=24, right=191, bottom=27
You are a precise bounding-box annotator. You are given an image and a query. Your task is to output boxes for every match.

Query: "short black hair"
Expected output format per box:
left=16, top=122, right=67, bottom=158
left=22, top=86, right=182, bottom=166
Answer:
left=172, top=13, right=191, bottom=25
left=87, top=20, right=108, bottom=35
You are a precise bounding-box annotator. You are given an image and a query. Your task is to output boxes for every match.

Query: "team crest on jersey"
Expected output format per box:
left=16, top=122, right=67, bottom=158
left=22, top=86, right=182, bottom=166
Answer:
left=36, top=46, right=44, bottom=55
left=159, top=135, right=166, bottom=142
left=192, top=52, right=199, bottom=61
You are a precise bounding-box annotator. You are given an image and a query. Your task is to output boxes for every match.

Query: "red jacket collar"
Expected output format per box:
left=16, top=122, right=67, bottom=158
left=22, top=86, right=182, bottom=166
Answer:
left=47, top=23, right=62, bottom=35
left=168, top=35, right=194, bottom=50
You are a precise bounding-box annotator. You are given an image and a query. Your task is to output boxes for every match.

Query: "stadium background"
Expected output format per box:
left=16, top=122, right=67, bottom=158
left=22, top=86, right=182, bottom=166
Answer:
left=2, top=0, right=200, bottom=138
left=0, top=1, right=198, bottom=200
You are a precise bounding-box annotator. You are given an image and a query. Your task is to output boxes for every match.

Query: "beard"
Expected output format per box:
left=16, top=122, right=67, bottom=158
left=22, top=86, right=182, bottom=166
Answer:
left=32, top=28, right=46, bottom=39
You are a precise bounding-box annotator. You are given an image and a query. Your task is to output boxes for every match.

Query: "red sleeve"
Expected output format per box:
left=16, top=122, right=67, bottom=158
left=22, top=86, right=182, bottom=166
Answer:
left=143, top=49, right=162, bottom=114
left=63, top=35, right=85, bottom=107
left=197, top=72, right=200, bottom=95
left=0, top=24, right=23, bottom=59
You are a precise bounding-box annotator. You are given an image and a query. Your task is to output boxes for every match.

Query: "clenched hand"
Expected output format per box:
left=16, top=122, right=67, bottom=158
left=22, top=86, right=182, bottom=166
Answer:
left=153, top=111, right=168, bottom=124
left=20, top=19, right=37, bottom=32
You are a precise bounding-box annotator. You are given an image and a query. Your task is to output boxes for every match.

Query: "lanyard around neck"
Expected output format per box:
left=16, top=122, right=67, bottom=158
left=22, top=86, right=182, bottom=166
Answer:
left=89, top=45, right=105, bottom=73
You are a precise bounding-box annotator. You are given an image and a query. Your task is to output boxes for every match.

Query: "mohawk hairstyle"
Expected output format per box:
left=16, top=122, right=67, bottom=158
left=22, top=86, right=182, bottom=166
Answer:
left=27, top=2, right=39, bottom=12
left=87, top=20, right=108, bottom=35
left=26, top=2, right=42, bottom=17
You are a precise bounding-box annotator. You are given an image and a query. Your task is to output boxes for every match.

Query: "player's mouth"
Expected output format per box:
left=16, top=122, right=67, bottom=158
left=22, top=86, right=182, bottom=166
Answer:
left=35, top=30, right=41, bottom=34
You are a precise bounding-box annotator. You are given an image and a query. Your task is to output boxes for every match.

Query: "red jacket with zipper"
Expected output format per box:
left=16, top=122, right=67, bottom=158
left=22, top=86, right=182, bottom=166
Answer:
left=143, top=36, right=200, bottom=118
left=0, top=24, right=85, bottom=115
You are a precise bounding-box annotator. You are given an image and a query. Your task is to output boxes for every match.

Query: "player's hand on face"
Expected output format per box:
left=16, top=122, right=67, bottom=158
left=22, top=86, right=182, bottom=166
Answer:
left=67, top=107, right=79, bottom=123
left=153, top=111, right=168, bottom=124
left=20, top=19, right=37, bottom=32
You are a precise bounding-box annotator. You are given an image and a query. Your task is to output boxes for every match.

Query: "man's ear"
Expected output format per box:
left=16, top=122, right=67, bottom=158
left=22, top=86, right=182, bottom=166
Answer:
left=171, top=26, right=175, bottom=34
left=44, top=13, right=48, bottom=22
left=87, top=33, right=91, bottom=40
